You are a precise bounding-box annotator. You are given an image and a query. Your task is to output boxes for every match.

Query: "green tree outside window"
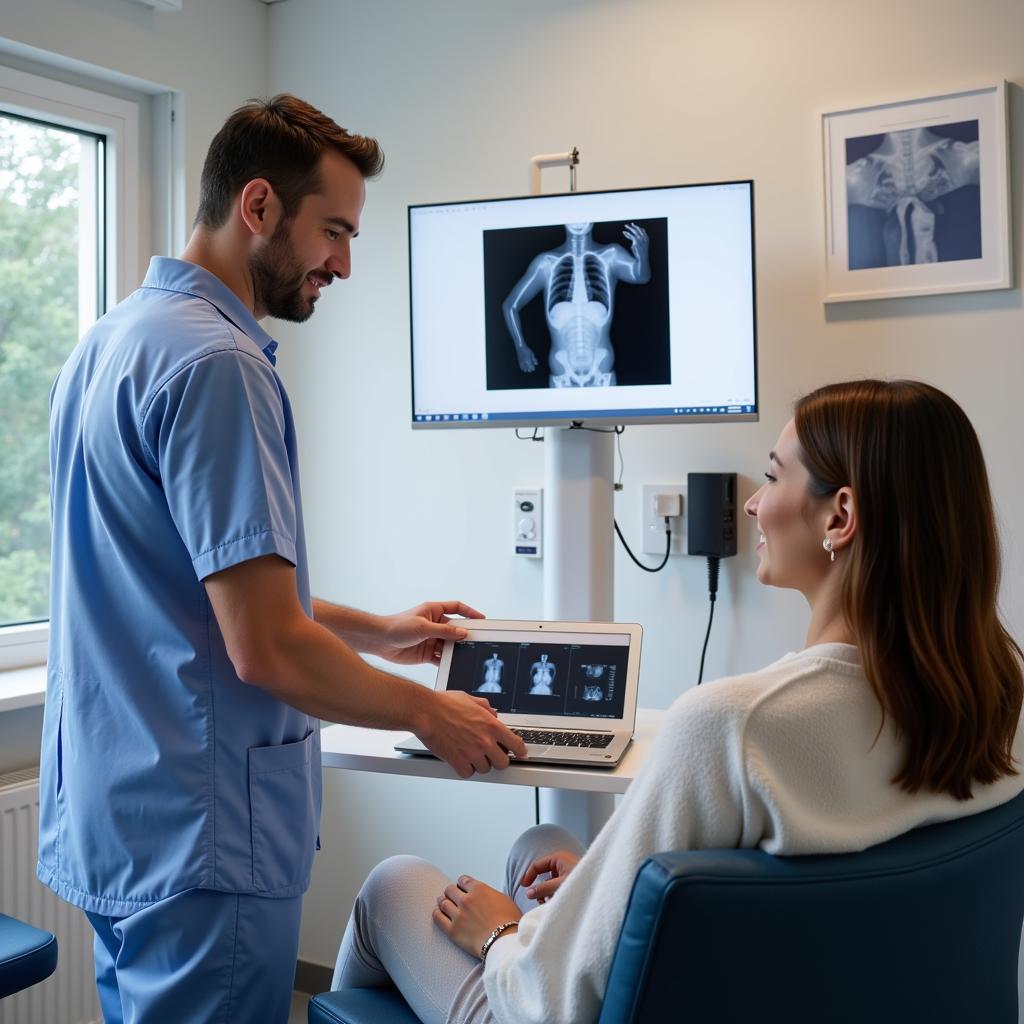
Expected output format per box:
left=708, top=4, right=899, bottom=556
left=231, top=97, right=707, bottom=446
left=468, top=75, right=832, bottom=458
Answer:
left=0, top=116, right=88, bottom=625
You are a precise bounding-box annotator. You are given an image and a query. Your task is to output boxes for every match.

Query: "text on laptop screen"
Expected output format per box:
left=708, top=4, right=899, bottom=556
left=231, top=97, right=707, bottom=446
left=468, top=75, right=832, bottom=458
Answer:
left=446, top=633, right=631, bottom=720
left=409, top=181, right=757, bottom=428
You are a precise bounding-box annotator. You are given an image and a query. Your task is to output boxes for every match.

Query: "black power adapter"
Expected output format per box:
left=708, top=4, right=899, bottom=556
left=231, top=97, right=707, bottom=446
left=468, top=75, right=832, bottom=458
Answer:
left=687, top=472, right=738, bottom=557
left=687, top=472, right=738, bottom=684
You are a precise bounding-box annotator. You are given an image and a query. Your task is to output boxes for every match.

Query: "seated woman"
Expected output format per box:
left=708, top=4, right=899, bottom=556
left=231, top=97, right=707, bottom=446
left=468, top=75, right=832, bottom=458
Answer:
left=330, top=380, right=1024, bottom=1024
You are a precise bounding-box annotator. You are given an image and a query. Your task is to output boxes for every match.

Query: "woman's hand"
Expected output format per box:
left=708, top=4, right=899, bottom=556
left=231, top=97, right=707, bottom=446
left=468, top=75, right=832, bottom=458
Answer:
left=519, top=849, right=582, bottom=903
left=433, top=875, right=522, bottom=959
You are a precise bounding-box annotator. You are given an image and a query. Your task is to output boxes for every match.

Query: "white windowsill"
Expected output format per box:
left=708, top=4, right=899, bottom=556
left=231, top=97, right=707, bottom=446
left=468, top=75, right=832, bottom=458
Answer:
left=0, top=663, right=47, bottom=713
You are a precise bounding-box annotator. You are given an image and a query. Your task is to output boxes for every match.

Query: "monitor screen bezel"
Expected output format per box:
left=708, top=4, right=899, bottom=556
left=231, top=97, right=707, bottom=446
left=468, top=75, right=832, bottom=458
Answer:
left=408, top=179, right=758, bottom=430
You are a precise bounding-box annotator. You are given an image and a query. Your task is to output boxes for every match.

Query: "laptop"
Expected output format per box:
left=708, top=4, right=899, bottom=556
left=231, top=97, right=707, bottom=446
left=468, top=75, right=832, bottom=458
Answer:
left=394, top=619, right=643, bottom=767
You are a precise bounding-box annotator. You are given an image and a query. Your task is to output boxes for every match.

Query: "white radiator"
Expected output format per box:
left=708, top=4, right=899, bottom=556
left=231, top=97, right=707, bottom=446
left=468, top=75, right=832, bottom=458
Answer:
left=0, top=767, right=100, bottom=1024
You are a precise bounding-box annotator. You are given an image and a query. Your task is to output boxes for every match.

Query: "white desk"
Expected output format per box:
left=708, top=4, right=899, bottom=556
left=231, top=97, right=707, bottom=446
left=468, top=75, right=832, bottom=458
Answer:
left=321, top=708, right=665, bottom=840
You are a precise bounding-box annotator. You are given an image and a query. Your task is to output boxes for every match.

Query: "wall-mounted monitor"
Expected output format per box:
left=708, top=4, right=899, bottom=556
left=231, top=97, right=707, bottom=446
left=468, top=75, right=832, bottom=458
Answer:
left=409, top=180, right=757, bottom=429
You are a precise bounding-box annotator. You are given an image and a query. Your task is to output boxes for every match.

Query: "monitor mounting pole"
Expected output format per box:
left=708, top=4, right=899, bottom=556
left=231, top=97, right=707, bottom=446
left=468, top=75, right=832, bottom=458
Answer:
left=530, top=149, right=617, bottom=843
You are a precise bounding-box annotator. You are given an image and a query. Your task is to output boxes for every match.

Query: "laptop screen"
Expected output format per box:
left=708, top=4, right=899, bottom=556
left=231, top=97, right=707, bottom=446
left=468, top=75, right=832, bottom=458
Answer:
left=445, top=630, right=632, bottom=720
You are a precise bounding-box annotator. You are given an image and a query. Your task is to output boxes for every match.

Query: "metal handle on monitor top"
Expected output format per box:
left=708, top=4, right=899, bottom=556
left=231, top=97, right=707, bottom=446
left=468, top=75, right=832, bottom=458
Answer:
left=529, top=148, right=580, bottom=195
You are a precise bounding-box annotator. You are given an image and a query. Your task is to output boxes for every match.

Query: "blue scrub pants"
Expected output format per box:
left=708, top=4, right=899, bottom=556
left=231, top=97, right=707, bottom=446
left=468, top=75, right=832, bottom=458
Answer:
left=85, top=888, right=303, bottom=1023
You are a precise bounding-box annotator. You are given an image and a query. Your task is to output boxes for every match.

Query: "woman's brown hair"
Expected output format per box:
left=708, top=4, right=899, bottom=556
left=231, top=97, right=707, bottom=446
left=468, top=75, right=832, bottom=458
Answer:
left=795, top=379, right=1022, bottom=800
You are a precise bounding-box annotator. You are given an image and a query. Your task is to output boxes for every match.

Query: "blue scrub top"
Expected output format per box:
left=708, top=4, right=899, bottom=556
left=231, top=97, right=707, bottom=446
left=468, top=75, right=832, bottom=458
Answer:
left=39, top=257, right=322, bottom=917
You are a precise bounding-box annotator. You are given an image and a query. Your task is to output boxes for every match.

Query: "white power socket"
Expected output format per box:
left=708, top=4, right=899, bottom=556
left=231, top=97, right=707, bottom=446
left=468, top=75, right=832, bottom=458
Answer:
left=641, top=484, right=687, bottom=556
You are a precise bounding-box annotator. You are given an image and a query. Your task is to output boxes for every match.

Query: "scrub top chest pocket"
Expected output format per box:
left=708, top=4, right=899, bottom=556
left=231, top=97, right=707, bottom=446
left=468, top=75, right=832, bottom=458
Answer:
left=248, top=731, right=318, bottom=892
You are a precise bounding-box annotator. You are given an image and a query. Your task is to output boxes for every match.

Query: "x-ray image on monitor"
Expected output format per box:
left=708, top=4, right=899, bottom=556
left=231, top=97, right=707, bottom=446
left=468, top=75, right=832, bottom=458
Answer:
left=410, top=181, right=757, bottom=428
left=483, top=218, right=670, bottom=391
left=528, top=653, right=557, bottom=695
left=475, top=652, right=505, bottom=694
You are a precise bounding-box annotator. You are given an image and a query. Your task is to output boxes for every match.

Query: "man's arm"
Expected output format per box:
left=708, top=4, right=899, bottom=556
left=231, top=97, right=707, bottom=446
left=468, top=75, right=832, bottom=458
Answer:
left=312, top=597, right=483, bottom=664
left=205, top=555, right=527, bottom=777
left=312, top=600, right=388, bottom=652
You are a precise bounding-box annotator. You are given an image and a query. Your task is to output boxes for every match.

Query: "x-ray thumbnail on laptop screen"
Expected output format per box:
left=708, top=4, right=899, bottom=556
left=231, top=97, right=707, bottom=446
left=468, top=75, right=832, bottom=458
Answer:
left=446, top=639, right=629, bottom=719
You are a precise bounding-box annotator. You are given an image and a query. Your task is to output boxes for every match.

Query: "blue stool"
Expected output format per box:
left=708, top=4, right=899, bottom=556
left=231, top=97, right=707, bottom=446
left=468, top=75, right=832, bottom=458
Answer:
left=310, top=787, right=1024, bottom=1023
left=0, top=913, right=58, bottom=999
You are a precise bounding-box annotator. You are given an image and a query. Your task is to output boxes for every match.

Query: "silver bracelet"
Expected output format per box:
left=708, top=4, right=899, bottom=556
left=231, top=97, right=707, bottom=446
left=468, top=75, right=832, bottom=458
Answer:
left=480, top=920, right=519, bottom=961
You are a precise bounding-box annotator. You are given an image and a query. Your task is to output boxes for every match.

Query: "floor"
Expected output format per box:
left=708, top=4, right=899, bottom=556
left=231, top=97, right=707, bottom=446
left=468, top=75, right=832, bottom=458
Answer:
left=288, top=989, right=312, bottom=1023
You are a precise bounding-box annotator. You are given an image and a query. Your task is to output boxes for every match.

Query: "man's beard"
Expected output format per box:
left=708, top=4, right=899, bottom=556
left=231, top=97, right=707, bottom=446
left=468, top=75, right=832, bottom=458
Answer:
left=249, top=219, right=316, bottom=323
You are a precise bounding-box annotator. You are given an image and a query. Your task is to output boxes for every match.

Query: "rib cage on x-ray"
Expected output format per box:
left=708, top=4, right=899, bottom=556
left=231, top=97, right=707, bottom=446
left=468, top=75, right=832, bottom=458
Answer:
left=548, top=251, right=610, bottom=310
left=529, top=653, right=556, bottom=695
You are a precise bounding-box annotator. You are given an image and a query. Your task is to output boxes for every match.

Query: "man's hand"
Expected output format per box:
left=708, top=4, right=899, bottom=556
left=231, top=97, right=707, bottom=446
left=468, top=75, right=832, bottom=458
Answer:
left=519, top=849, right=582, bottom=903
left=373, top=600, right=485, bottom=665
left=415, top=691, right=527, bottom=778
left=433, top=875, right=522, bottom=959
left=515, top=344, right=538, bottom=373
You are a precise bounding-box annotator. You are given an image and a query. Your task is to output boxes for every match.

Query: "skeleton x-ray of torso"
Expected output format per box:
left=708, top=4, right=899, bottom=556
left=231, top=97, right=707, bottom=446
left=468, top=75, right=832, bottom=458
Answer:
left=846, top=127, right=980, bottom=265
left=529, top=653, right=556, bottom=696
left=502, top=222, right=651, bottom=387
left=475, top=653, right=504, bottom=694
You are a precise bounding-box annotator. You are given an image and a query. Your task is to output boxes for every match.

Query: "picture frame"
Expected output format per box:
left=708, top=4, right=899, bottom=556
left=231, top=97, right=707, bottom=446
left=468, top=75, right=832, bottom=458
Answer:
left=822, top=83, right=1011, bottom=303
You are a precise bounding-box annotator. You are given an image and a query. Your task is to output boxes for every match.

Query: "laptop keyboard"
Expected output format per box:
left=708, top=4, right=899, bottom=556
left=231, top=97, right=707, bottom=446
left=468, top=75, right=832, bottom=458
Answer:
left=511, top=728, right=614, bottom=749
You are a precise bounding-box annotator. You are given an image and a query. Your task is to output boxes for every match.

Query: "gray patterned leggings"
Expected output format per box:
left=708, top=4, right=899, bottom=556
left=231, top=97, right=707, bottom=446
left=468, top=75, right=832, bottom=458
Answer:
left=331, top=823, right=585, bottom=1024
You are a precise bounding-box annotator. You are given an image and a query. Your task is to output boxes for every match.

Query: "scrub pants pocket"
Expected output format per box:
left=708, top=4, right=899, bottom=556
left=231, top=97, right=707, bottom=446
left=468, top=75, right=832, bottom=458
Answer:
left=248, top=730, right=317, bottom=891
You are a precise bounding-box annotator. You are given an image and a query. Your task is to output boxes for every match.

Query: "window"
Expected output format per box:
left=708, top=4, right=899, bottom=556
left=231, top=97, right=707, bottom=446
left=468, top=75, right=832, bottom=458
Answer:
left=0, top=64, right=141, bottom=669
left=0, top=114, right=103, bottom=628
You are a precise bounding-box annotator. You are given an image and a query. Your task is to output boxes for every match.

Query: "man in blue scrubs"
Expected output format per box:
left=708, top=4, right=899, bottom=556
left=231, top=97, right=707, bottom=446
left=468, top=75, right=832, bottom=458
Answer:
left=40, top=94, right=527, bottom=1023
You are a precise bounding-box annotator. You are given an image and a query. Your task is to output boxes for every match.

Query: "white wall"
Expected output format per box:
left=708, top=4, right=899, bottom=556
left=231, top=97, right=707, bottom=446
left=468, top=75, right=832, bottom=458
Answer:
left=0, top=0, right=269, bottom=248
left=268, top=0, right=1024, bottom=966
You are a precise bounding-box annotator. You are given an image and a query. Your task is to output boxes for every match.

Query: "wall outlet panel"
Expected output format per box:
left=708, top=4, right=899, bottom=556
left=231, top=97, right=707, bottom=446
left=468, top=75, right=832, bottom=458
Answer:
left=641, top=484, right=687, bottom=556
left=514, top=488, right=543, bottom=558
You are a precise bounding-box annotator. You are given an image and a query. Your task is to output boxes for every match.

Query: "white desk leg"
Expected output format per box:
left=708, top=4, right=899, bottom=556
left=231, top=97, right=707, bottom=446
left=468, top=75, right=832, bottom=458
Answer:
left=538, top=788, right=615, bottom=846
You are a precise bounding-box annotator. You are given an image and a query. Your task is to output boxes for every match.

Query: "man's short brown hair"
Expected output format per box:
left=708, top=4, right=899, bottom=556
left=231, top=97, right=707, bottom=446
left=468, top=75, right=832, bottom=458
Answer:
left=195, top=94, right=384, bottom=229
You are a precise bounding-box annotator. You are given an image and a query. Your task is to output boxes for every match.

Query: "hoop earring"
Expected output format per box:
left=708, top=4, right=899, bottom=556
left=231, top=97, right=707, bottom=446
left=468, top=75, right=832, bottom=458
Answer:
left=822, top=537, right=836, bottom=563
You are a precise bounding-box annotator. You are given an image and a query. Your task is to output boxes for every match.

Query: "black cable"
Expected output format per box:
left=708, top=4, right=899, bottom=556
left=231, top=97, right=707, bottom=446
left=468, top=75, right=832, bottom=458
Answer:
left=614, top=518, right=671, bottom=572
left=568, top=421, right=624, bottom=434
left=534, top=787, right=540, bottom=826
left=513, top=423, right=624, bottom=439
left=697, top=556, right=721, bottom=685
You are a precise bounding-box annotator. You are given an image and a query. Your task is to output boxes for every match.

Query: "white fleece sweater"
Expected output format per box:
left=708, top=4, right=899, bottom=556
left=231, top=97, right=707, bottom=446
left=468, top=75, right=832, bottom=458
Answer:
left=483, top=643, right=1024, bottom=1024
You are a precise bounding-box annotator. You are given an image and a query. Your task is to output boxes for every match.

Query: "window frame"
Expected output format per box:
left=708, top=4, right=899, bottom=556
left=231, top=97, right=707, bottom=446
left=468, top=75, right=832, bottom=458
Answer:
left=0, top=64, right=140, bottom=670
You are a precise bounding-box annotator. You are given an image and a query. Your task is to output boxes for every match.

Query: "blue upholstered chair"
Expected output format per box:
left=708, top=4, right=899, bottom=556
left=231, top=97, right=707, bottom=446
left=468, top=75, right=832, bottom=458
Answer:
left=309, top=787, right=1024, bottom=1024
left=0, top=913, right=58, bottom=1000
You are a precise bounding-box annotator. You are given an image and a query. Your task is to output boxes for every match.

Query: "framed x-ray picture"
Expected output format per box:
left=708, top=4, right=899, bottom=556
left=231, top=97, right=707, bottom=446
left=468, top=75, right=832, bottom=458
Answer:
left=822, top=83, right=1010, bottom=302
